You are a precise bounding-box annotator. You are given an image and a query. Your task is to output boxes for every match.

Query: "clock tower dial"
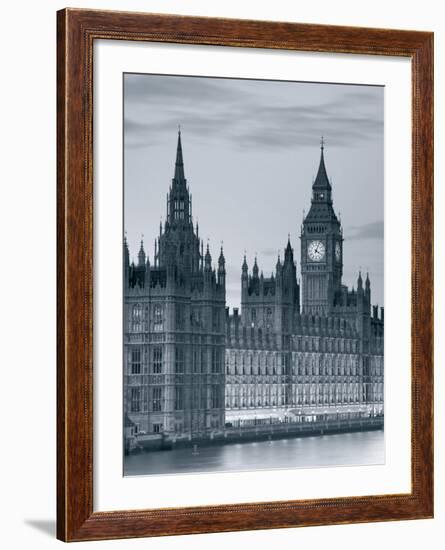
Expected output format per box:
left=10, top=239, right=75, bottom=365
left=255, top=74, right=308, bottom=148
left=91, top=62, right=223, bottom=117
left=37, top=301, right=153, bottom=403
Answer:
left=308, top=240, right=325, bottom=262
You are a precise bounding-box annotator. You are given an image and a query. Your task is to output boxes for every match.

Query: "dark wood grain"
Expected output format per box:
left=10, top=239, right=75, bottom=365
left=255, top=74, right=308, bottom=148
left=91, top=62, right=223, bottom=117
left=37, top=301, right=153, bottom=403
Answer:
left=57, top=8, right=434, bottom=542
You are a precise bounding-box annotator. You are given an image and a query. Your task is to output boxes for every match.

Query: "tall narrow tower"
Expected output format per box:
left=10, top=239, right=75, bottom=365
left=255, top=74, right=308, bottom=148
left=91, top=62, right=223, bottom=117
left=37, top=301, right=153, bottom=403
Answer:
left=157, top=129, right=201, bottom=274
left=124, top=129, right=226, bottom=440
left=300, top=139, right=343, bottom=315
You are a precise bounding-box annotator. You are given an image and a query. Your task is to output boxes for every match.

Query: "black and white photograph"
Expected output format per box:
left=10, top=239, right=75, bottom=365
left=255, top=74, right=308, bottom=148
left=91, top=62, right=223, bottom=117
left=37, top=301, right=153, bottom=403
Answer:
left=122, top=73, right=384, bottom=476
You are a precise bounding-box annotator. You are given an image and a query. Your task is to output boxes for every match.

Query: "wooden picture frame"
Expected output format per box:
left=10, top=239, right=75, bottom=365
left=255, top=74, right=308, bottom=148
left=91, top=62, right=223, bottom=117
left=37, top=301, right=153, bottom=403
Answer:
left=57, top=8, right=434, bottom=542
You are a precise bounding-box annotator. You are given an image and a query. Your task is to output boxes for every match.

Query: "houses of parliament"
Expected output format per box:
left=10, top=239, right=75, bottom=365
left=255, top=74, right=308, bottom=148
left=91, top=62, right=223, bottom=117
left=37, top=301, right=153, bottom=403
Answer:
left=123, top=130, right=384, bottom=440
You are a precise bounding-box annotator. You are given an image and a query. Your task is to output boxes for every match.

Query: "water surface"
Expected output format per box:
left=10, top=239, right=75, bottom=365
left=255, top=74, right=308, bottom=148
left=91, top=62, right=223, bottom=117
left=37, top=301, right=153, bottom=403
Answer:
left=124, top=429, right=384, bottom=476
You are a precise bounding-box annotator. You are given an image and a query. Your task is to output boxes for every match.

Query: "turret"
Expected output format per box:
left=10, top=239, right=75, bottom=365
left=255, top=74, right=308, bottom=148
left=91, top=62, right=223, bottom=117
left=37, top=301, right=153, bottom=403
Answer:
left=275, top=254, right=282, bottom=292
left=144, top=256, right=151, bottom=287
left=242, top=255, right=248, bottom=279
left=241, top=255, right=248, bottom=302
left=218, top=246, right=226, bottom=286
left=357, top=271, right=363, bottom=294
left=138, top=239, right=146, bottom=267
left=284, top=237, right=294, bottom=265
left=204, top=243, right=212, bottom=272
left=365, top=272, right=371, bottom=303
left=252, top=256, right=259, bottom=279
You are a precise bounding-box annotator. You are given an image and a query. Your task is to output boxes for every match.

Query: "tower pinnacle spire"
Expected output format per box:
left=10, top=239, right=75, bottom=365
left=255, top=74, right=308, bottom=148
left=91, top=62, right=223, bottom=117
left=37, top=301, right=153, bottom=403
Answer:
left=313, top=136, right=331, bottom=191
left=173, top=127, right=185, bottom=183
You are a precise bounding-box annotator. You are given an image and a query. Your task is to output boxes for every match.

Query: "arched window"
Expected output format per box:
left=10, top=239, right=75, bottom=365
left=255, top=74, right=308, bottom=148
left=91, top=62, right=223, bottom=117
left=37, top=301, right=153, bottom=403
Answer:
left=153, top=304, right=163, bottom=332
left=132, top=304, right=142, bottom=332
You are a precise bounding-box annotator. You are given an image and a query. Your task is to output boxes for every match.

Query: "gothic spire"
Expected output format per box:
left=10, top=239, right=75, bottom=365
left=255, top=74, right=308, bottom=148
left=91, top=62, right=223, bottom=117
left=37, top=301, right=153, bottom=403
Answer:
left=218, top=245, right=226, bottom=285
left=357, top=270, right=363, bottom=291
left=167, top=128, right=192, bottom=224
left=218, top=246, right=225, bottom=269
left=242, top=254, right=248, bottom=278
left=138, top=238, right=146, bottom=267
left=173, top=127, right=185, bottom=183
left=304, top=139, right=339, bottom=225
left=204, top=243, right=212, bottom=271
left=252, top=256, right=259, bottom=278
left=365, top=272, right=371, bottom=300
left=284, top=236, right=293, bottom=263
left=313, top=136, right=332, bottom=191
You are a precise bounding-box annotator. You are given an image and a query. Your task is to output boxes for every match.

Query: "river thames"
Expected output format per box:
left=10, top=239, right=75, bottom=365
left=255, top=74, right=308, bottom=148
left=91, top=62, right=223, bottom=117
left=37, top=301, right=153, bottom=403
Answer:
left=124, top=429, right=384, bottom=476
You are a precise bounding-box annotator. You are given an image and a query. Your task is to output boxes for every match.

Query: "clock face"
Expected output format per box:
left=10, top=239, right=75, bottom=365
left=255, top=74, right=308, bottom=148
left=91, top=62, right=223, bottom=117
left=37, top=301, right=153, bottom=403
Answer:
left=335, top=242, right=341, bottom=261
left=307, top=240, right=325, bottom=262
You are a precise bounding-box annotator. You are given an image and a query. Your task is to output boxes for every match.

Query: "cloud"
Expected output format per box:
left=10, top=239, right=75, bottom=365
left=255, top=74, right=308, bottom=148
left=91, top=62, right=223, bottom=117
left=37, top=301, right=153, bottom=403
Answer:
left=346, top=221, right=384, bottom=240
left=124, top=74, right=384, bottom=152
left=260, top=248, right=279, bottom=257
left=124, top=73, right=245, bottom=105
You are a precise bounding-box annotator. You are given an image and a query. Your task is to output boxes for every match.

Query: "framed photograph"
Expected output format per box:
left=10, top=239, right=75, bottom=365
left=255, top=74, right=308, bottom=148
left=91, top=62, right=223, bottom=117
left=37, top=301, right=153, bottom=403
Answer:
left=57, top=8, right=433, bottom=542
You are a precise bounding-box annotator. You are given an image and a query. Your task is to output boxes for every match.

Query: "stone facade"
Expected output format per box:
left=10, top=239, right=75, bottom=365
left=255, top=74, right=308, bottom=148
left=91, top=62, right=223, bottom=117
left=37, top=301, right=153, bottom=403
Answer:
left=225, top=140, right=384, bottom=425
left=124, top=132, right=384, bottom=439
left=123, top=131, right=226, bottom=437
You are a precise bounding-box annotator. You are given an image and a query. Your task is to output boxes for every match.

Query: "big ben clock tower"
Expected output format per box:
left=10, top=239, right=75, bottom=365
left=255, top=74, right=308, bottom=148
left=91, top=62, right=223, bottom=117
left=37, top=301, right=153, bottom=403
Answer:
left=300, top=139, right=343, bottom=315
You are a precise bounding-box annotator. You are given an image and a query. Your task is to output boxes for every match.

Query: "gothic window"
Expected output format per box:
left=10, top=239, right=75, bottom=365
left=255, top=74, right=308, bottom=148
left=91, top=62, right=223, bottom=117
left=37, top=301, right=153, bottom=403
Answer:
left=178, top=200, right=185, bottom=220
left=283, top=309, right=288, bottom=330
left=152, top=346, right=163, bottom=374
left=175, top=304, right=185, bottom=330
left=200, top=385, right=207, bottom=409
left=192, top=386, right=199, bottom=407
left=131, top=347, right=141, bottom=374
left=194, top=349, right=200, bottom=374
left=211, top=385, right=220, bottom=409
left=153, top=304, right=163, bottom=332
left=212, top=349, right=220, bottom=374
left=201, top=350, right=206, bottom=374
left=130, top=387, right=141, bottom=412
left=152, top=387, right=162, bottom=411
left=152, top=423, right=163, bottom=433
left=174, top=387, right=184, bottom=410
left=251, top=308, right=256, bottom=327
left=191, top=307, right=198, bottom=327
left=175, top=347, right=185, bottom=374
left=266, top=307, right=273, bottom=330
left=132, top=304, right=142, bottom=332
left=212, top=308, right=220, bottom=331
left=304, top=356, right=310, bottom=375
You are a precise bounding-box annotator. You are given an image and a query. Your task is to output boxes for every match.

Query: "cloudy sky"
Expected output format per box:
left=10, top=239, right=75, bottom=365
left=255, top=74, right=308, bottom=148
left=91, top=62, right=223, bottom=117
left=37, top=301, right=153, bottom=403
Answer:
left=124, top=73, right=384, bottom=310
